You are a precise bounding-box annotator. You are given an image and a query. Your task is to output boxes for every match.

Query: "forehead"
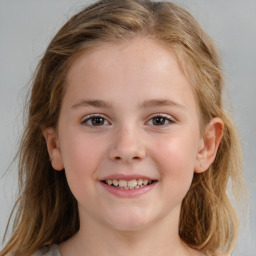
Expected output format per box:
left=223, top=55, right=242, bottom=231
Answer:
left=66, top=37, right=188, bottom=88
left=60, top=37, right=203, bottom=129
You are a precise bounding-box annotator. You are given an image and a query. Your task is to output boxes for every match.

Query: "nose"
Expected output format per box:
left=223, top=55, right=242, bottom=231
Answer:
left=108, top=126, right=146, bottom=163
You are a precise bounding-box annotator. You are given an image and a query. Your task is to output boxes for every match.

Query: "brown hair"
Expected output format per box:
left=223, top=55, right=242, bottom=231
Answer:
left=0, top=1, right=246, bottom=255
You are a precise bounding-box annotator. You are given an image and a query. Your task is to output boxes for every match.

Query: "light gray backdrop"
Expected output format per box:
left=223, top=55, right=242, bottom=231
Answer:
left=0, top=0, right=255, bottom=255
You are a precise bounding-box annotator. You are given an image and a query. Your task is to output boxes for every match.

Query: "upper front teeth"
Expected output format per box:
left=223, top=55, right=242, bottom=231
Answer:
left=106, top=179, right=152, bottom=189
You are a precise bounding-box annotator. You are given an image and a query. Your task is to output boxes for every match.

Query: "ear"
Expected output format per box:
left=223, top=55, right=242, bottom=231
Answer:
left=42, top=128, right=64, bottom=171
left=195, top=117, right=224, bottom=173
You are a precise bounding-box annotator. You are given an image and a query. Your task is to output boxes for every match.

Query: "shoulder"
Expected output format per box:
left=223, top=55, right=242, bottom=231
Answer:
left=32, top=244, right=61, bottom=256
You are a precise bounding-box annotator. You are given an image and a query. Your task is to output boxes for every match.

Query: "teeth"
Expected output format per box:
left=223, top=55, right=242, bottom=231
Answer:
left=105, top=179, right=154, bottom=189
left=113, top=180, right=118, bottom=186
left=137, top=179, right=143, bottom=186
left=128, top=179, right=137, bottom=189
left=119, top=180, right=127, bottom=187
left=143, top=179, right=149, bottom=185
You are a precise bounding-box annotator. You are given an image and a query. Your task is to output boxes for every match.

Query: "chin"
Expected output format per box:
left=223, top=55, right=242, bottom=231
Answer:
left=109, top=220, right=151, bottom=232
left=104, top=208, right=153, bottom=231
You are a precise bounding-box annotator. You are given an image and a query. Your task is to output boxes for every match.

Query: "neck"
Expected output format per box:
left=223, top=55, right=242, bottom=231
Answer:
left=59, top=206, right=199, bottom=256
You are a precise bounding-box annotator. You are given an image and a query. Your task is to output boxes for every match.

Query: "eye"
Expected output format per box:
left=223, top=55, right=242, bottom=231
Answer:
left=82, top=114, right=110, bottom=127
left=147, top=114, right=174, bottom=126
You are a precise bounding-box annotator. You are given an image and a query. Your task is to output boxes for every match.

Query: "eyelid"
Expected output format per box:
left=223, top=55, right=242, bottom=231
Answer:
left=146, top=113, right=175, bottom=125
left=81, top=113, right=111, bottom=126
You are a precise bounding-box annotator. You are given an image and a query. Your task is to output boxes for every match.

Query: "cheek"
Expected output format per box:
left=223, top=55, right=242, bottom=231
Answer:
left=59, top=134, right=106, bottom=195
left=152, top=134, right=199, bottom=189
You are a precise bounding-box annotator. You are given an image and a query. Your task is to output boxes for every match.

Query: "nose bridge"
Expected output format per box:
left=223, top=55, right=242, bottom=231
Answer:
left=108, top=123, right=145, bottom=162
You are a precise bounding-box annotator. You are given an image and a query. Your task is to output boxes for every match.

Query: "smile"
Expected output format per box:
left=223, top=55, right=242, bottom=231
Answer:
left=102, top=179, right=156, bottom=190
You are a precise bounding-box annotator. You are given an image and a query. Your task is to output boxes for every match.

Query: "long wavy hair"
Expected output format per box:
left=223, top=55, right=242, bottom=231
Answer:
left=1, top=1, right=246, bottom=255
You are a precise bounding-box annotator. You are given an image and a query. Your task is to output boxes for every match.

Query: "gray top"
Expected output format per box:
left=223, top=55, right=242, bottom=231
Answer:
left=32, top=244, right=61, bottom=256
left=32, top=244, right=211, bottom=256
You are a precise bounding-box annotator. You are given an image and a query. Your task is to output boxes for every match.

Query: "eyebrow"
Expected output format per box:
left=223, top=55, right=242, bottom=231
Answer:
left=71, top=99, right=112, bottom=109
left=139, top=99, right=186, bottom=110
left=71, top=98, right=186, bottom=110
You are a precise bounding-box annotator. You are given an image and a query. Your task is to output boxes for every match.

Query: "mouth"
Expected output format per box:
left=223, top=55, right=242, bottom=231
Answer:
left=101, top=179, right=158, bottom=190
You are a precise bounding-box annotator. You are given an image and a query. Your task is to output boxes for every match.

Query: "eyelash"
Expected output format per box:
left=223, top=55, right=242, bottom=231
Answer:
left=146, top=114, right=175, bottom=126
left=81, top=114, right=111, bottom=127
left=81, top=113, right=175, bottom=127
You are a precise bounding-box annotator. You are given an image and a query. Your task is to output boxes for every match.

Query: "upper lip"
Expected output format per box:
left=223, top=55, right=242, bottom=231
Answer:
left=100, top=174, right=158, bottom=181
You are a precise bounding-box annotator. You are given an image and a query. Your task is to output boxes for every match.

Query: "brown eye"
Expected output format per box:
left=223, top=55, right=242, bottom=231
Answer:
left=147, top=114, right=174, bottom=126
left=82, top=115, right=110, bottom=127
left=152, top=117, right=167, bottom=125
left=91, top=117, right=105, bottom=126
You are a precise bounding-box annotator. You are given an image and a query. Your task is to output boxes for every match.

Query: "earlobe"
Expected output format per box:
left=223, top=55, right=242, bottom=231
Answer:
left=42, top=128, right=64, bottom=171
left=195, top=117, right=224, bottom=173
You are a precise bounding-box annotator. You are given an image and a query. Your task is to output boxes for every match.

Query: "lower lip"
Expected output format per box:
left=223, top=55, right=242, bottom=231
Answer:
left=100, top=181, right=157, bottom=198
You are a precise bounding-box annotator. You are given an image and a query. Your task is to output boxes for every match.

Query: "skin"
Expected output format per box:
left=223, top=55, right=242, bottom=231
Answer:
left=44, top=37, right=223, bottom=256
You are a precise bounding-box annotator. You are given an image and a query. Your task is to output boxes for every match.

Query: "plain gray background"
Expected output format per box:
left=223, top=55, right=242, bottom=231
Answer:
left=0, top=0, right=255, bottom=255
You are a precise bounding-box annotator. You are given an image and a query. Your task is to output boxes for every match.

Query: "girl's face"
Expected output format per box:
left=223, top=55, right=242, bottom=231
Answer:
left=48, top=37, right=207, bottom=231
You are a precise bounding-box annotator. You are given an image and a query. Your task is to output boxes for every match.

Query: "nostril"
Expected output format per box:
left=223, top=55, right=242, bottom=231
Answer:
left=114, top=156, right=141, bottom=161
left=109, top=144, right=146, bottom=162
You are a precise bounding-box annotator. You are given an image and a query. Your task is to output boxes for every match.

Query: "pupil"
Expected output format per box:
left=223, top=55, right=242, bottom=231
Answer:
left=92, top=117, right=104, bottom=126
left=153, top=117, right=165, bottom=125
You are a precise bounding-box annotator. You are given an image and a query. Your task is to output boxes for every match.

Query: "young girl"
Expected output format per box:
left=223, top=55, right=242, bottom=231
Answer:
left=0, top=0, right=246, bottom=256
